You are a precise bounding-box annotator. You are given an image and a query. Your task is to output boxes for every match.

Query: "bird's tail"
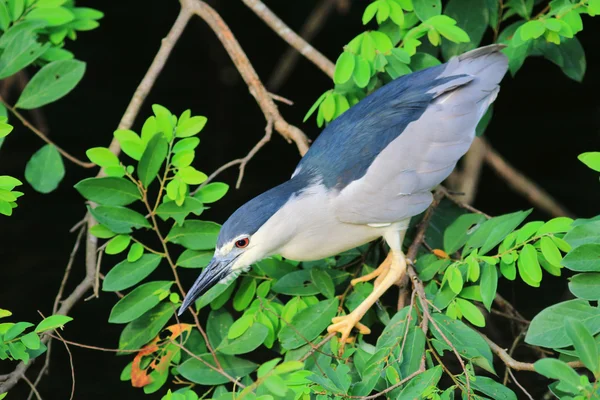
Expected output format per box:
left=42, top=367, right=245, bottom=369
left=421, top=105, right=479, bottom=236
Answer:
left=434, top=44, right=508, bottom=119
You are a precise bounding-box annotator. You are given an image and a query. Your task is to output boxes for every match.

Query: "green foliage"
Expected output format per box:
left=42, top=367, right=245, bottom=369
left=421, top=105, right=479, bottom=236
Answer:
left=305, top=0, right=598, bottom=129
left=0, top=308, right=72, bottom=366
left=0, top=0, right=101, bottom=195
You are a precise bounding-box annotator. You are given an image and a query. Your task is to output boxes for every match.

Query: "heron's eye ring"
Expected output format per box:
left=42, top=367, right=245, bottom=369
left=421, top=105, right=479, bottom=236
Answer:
left=235, top=238, right=249, bottom=248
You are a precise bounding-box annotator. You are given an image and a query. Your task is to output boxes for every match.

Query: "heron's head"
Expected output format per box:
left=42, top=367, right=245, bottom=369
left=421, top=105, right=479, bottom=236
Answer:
left=178, top=180, right=302, bottom=315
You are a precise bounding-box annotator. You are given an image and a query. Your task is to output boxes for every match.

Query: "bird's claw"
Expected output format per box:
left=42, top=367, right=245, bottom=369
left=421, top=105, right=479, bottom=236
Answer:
left=327, top=314, right=371, bottom=344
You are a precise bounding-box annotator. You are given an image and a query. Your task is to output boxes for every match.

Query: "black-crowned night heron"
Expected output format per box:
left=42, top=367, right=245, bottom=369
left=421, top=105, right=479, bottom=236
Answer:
left=179, top=44, right=508, bottom=343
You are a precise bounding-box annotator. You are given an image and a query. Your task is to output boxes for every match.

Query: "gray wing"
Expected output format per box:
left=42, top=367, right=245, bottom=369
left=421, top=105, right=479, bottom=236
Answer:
left=334, top=45, right=508, bottom=225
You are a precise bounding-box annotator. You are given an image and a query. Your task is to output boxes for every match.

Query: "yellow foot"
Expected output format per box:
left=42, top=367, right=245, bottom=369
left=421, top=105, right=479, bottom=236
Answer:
left=351, top=252, right=392, bottom=288
left=327, top=314, right=371, bottom=344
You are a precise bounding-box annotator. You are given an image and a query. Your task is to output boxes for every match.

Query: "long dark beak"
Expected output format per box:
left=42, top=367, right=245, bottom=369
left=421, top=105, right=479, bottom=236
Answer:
left=178, top=257, right=233, bottom=315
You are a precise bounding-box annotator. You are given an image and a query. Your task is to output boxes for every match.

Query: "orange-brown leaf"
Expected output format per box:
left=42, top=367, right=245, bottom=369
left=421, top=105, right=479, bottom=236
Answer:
left=433, top=249, right=450, bottom=259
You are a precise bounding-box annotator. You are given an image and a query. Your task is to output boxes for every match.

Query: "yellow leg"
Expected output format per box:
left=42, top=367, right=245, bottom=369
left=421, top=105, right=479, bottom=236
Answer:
left=327, top=249, right=407, bottom=344
left=350, top=252, right=393, bottom=287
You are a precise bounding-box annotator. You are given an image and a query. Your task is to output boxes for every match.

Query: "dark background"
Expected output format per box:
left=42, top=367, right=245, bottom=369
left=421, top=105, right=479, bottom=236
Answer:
left=1, top=0, right=600, bottom=398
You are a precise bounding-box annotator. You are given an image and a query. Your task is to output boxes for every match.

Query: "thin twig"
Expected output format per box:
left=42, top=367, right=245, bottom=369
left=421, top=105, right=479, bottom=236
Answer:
left=51, top=329, right=75, bottom=400
left=53, top=225, right=86, bottom=313
left=21, top=375, right=42, bottom=400
left=268, top=0, right=340, bottom=90
left=0, top=95, right=94, bottom=168
left=452, top=137, right=488, bottom=205
left=173, top=342, right=246, bottom=388
left=508, top=368, right=534, bottom=400
left=481, top=333, right=584, bottom=371
left=242, top=0, right=335, bottom=79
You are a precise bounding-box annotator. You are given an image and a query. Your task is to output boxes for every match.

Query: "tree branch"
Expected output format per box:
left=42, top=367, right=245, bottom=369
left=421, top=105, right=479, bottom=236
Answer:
left=481, top=137, right=574, bottom=218
left=242, top=0, right=335, bottom=80
left=481, top=333, right=584, bottom=371
left=267, top=0, right=340, bottom=91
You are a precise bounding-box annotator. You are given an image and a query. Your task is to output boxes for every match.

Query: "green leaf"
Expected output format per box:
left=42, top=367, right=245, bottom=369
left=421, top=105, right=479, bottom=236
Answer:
left=569, top=273, right=600, bottom=300
left=310, top=268, right=335, bottom=299
left=0, top=122, right=13, bottom=138
left=208, top=309, right=233, bottom=348
left=564, top=220, right=600, bottom=248
left=0, top=30, right=49, bottom=79
left=0, top=176, right=21, bottom=191
left=272, top=270, right=319, bottom=296
left=578, top=152, right=600, bottom=172
left=103, top=254, right=162, bottom=292
left=166, top=220, right=220, bottom=250
left=25, top=6, right=74, bottom=26
left=395, top=366, right=443, bottom=399
left=518, top=244, right=542, bottom=284
left=455, top=298, right=485, bottom=327
left=264, top=374, right=288, bottom=397
left=157, top=197, right=204, bottom=226
left=413, top=0, right=441, bottom=21
left=399, top=326, right=426, bottom=377
left=464, top=210, right=531, bottom=255
left=377, top=307, right=415, bottom=348
left=526, top=299, right=600, bottom=348
left=24, top=144, right=65, bottom=193
left=114, top=129, right=144, bottom=160
left=86, top=147, right=120, bottom=167
left=35, top=315, right=73, bottom=333
left=467, top=376, right=517, bottom=400
left=89, top=224, right=116, bottom=239
left=362, top=2, right=378, bottom=24
left=537, top=217, right=574, bottom=235
left=138, top=133, right=168, bottom=188
left=75, top=177, right=141, bottom=206
left=16, top=60, right=85, bottom=109
left=118, top=302, right=173, bottom=351
left=520, top=20, right=545, bottom=41
left=540, top=236, right=562, bottom=268
left=177, top=354, right=257, bottom=385
left=4, top=322, right=33, bottom=341
left=431, top=313, right=495, bottom=373
left=303, top=91, right=328, bottom=122
left=565, top=318, right=599, bottom=374
left=446, top=265, right=463, bottom=294
left=105, top=234, right=131, bottom=255
left=256, top=258, right=295, bottom=280
left=352, top=55, right=371, bottom=88
left=562, top=244, right=600, bottom=272
left=534, top=358, right=581, bottom=394
left=279, top=298, right=338, bottom=349
left=334, top=51, right=355, bottom=85
left=193, top=182, right=228, bottom=203
left=177, top=166, right=207, bottom=185
left=173, top=137, right=199, bottom=153
left=444, top=213, right=486, bottom=254
left=176, top=249, right=212, bottom=269
left=88, top=205, right=151, bottom=234
left=409, top=52, right=441, bottom=71
left=441, top=0, right=488, bottom=59
left=128, top=242, right=144, bottom=262
left=480, top=263, right=497, bottom=311
left=217, top=322, right=268, bottom=355
left=233, top=277, right=256, bottom=311
left=20, top=332, right=41, bottom=350
left=108, top=281, right=173, bottom=323
left=321, top=93, right=335, bottom=121
left=175, top=116, right=207, bottom=138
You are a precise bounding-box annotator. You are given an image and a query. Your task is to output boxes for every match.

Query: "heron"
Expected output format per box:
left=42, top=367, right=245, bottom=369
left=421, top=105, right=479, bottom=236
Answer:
left=179, top=44, right=508, bottom=343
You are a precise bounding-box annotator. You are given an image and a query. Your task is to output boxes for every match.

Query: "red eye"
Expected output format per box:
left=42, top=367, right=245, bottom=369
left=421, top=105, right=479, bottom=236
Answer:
left=235, top=238, right=249, bottom=248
